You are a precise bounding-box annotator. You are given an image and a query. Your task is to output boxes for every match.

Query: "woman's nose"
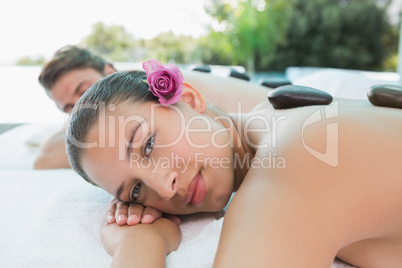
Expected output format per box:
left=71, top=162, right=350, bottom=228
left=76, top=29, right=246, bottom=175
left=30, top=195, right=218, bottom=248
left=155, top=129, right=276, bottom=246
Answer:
left=148, top=171, right=178, bottom=200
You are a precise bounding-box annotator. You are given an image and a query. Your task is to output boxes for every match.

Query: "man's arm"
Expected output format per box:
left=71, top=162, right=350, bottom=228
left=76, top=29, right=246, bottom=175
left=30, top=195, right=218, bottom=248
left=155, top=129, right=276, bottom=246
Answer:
left=33, top=128, right=71, bottom=169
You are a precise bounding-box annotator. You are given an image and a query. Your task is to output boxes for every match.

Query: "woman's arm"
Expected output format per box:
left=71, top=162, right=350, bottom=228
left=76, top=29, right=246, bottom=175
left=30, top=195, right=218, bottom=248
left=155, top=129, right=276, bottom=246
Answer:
left=102, top=218, right=181, bottom=268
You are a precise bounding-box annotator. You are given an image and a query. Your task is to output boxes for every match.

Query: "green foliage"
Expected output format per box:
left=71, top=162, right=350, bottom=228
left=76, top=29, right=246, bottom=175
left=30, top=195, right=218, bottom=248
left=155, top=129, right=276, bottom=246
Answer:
left=15, top=56, right=46, bottom=66
left=81, top=22, right=136, bottom=62
left=382, top=53, right=398, bottom=71
left=143, top=32, right=201, bottom=63
left=78, top=1, right=398, bottom=71
left=269, top=0, right=397, bottom=71
left=201, top=0, right=291, bottom=72
left=201, top=0, right=398, bottom=72
left=81, top=22, right=201, bottom=63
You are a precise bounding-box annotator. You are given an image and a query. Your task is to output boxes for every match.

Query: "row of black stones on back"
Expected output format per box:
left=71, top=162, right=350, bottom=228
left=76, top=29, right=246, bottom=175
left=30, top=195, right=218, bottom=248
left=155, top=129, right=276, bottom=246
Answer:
left=267, top=84, right=402, bottom=110
left=192, top=65, right=402, bottom=110
left=193, top=65, right=251, bottom=81
left=192, top=65, right=292, bottom=87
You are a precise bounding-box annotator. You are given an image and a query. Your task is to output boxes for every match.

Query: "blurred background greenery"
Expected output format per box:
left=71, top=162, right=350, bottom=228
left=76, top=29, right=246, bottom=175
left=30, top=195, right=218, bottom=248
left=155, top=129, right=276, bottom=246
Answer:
left=16, top=0, right=400, bottom=73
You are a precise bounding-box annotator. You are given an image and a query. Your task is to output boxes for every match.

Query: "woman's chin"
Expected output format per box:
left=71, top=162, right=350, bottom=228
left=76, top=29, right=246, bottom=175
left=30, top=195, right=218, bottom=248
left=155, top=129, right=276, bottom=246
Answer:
left=208, top=195, right=232, bottom=212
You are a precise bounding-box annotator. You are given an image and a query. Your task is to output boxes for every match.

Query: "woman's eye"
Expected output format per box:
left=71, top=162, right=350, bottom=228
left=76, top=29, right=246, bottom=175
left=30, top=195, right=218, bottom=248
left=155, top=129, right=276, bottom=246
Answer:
left=131, top=182, right=142, bottom=202
left=143, top=134, right=154, bottom=158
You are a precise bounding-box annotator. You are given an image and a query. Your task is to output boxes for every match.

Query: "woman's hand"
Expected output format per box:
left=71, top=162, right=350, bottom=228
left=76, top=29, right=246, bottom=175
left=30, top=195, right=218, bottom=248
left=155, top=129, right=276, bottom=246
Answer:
left=106, top=198, right=181, bottom=226
left=102, top=218, right=181, bottom=267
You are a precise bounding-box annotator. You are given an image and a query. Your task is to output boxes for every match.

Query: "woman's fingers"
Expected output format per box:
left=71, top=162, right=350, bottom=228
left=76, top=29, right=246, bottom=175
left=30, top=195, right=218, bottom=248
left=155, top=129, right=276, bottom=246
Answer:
left=115, top=201, right=130, bottom=225
left=106, top=199, right=117, bottom=224
left=107, top=199, right=167, bottom=226
left=127, top=204, right=145, bottom=225
left=141, top=207, right=163, bottom=224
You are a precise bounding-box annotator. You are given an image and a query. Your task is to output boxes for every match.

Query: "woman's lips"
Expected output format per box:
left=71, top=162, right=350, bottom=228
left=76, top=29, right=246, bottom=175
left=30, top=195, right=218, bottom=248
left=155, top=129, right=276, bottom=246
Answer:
left=185, top=171, right=206, bottom=206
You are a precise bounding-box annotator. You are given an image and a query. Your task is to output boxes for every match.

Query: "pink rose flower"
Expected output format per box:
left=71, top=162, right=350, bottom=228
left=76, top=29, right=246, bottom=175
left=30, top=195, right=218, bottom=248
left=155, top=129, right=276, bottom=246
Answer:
left=142, top=59, right=184, bottom=106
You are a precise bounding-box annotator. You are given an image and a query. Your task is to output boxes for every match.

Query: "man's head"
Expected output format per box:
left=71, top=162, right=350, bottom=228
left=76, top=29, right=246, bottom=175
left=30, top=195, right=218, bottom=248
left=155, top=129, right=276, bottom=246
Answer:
left=39, top=45, right=116, bottom=113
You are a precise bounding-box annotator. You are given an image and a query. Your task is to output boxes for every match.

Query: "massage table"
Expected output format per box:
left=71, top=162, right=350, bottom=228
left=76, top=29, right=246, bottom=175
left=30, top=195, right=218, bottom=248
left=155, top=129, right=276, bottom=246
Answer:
left=3, top=67, right=398, bottom=267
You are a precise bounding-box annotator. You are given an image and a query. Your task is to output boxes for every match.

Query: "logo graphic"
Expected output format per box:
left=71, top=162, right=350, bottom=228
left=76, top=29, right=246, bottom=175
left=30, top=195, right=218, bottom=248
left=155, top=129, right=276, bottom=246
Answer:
left=302, top=102, right=339, bottom=167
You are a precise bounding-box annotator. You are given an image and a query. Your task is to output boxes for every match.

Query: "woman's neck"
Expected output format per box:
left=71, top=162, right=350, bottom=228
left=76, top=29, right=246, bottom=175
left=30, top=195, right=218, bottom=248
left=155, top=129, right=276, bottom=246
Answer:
left=228, top=112, right=256, bottom=191
left=206, top=106, right=255, bottom=191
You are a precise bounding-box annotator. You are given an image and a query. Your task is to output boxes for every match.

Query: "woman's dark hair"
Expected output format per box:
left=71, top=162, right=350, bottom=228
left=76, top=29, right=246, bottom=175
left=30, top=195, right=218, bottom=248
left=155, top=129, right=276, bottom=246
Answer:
left=66, top=70, right=158, bottom=184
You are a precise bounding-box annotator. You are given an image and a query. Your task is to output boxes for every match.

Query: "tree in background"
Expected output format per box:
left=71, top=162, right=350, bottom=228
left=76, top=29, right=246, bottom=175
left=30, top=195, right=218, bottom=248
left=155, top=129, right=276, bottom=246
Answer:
left=15, top=56, right=46, bottom=66
left=142, top=31, right=201, bottom=64
left=200, top=0, right=398, bottom=72
left=268, top=0, right=397, bottom=71
left=81, top=22, right=136, bottom=62
left=201, top=0, right=291, bottom=73
left=81, top=23, right=200, bottom=64
left=47, top=0, right=398, bottom=72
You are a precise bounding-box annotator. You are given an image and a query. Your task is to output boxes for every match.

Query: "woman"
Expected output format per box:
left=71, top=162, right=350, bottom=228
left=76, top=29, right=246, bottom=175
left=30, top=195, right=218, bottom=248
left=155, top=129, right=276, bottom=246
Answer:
left=35, top=45, right=267, bottom=170
left=66, top=60, right=402, bottom=267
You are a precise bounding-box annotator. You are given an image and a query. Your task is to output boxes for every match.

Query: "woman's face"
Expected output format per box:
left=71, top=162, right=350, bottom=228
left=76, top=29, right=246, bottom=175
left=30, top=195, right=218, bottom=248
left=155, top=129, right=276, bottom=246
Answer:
left=82, top=100, right=235, bottom=215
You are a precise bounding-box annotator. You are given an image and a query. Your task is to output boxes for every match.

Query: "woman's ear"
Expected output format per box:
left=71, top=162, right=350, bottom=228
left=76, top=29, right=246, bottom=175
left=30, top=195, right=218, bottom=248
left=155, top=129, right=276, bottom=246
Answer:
left=180, top=83, right=206, bottom=113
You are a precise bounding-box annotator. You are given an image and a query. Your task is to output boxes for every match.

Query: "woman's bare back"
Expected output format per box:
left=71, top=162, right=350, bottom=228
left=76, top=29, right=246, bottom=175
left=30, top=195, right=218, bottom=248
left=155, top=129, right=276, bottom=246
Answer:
left=215, top=99, right=402, bottom=267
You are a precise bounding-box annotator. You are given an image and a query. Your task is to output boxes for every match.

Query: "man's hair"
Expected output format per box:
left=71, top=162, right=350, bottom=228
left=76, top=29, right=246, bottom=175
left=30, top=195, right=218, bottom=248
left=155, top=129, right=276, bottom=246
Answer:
left=38, top=45, right=113, bottom=91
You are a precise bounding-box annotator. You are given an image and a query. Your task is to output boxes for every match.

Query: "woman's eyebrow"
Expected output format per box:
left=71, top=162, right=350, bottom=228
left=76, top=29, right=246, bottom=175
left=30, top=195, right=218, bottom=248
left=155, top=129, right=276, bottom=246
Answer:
left=116, top=182, right=125, bottom=202
left=126, top=119, right=146, bottom=158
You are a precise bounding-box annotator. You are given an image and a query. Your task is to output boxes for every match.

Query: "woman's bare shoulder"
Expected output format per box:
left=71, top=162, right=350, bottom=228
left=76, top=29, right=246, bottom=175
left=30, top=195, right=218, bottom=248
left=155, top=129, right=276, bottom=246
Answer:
left=182, top=71, right=269, bottom=113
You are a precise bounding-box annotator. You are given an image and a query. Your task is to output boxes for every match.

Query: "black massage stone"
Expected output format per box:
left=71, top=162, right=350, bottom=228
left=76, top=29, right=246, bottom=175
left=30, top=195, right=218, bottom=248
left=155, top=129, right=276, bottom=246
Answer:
left=192, top=65, right=211, bottom=73
left=229, top=68, right=250, bottom=81
left=260, top=79, right=292, bottom=89
left=367, top=84, right=402, bottom=109
left=268, top=85, right=333, bottom=109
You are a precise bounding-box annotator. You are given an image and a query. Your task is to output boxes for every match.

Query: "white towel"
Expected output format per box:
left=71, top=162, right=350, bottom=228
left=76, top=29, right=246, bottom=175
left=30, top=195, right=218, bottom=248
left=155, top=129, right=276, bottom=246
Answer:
left=0, top=123, right=63, bottom=170
left=4, top=178, right=225, bottom=268
left=3, top=176, right=355, bottom=268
